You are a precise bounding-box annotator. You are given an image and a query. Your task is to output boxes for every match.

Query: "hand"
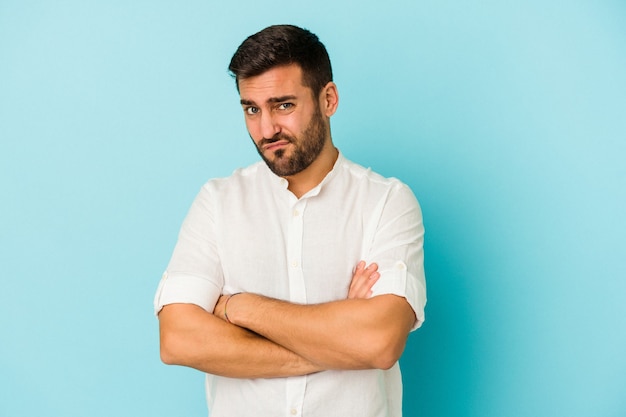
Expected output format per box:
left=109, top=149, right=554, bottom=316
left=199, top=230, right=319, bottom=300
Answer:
left=348, top=261, right=380, bottom=299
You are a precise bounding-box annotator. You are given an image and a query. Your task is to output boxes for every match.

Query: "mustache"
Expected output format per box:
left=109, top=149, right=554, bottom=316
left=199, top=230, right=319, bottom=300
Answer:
left=258, top=133, right=293, bottom=148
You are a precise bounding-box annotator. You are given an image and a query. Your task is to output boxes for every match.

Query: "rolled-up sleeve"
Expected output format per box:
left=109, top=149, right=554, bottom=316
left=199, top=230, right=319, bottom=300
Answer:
left=153, top=184, right=224, bottom=316
left=368, top=182, right=427, bottom=330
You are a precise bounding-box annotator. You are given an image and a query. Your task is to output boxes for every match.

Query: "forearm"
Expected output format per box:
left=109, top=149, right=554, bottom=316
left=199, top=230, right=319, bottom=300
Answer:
left=224, top=293, right=415, bottom=370
left=158, top=303, right=322, bottom=378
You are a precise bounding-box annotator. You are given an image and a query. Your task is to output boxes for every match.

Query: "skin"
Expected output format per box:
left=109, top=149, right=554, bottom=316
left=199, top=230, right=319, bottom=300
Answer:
left=239, top=64, right=339, bottom=198
left=159, top=262, right=381, bottom=378
left=213, top=262, right=415, bottom=370
left=158, top=64, right=416, bottom=377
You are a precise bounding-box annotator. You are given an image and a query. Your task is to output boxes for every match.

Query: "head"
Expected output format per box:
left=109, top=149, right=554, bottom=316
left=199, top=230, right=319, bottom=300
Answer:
left=229, top=26, right=338, bottom=178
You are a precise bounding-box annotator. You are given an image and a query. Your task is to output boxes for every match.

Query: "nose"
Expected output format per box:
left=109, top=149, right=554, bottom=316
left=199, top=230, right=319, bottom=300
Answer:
left=260, top=111, right=280, bottom=139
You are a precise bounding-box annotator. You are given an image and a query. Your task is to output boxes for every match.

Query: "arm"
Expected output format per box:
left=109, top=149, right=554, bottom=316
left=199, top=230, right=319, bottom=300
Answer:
left=215, top=293, right=414, bottom=371
left=156, top=185, right=311, bottom=378
left=158, top=303, right=321, bottom=378
left=158, top=260, right=381, bottom=378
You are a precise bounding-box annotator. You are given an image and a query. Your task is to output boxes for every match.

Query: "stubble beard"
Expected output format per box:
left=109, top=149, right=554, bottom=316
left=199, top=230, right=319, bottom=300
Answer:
left=255, top=108, right=327, bottom=177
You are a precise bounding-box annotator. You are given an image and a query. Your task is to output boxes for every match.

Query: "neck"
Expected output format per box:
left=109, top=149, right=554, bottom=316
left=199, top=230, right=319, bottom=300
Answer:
left=284, top=140, right=338, bottom=199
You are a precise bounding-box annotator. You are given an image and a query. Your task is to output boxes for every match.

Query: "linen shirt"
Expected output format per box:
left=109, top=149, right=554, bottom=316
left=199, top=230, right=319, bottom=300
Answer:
left=154, top=152, right=426, bottom=417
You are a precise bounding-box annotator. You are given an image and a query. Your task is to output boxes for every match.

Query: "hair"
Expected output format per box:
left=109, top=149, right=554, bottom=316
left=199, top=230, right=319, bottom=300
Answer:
left=228, top=25, right=333, bottom=96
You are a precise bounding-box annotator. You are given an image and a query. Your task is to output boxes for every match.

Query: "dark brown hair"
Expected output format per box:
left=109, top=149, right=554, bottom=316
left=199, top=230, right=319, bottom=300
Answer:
left=228, top=25, right=333, bottom=95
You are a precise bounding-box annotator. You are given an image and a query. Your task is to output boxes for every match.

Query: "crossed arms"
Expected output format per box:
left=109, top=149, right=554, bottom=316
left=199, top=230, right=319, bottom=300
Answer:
left=158, top=261, right=416, bottom=379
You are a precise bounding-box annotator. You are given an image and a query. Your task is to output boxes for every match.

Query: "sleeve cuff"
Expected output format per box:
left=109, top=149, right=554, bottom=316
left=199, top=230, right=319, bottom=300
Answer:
left=153, top=271, right=222, bottom=316
left=371, top=260, right=427, bottom=330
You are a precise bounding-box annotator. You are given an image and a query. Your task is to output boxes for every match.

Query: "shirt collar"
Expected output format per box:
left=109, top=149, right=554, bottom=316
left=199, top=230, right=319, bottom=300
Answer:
left=301, top=150, right=343, bottom=199
left=263, top=150, right=345, bottom=199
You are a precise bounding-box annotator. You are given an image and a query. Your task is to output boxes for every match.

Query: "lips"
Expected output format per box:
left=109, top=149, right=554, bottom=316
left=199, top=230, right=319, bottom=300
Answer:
left=263, top=140, right=290, bottom=152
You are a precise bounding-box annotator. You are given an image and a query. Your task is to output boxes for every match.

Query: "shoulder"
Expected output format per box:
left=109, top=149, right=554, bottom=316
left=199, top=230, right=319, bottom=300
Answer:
left=336, top=154, right=414, bottom=197
left=186, top=161, right=271, bottom=213
left=201, top=160, right=269, bottom=194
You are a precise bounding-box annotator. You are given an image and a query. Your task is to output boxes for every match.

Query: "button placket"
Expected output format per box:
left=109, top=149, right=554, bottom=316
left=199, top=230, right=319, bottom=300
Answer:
left=284, top=199, right=307, bottom=417
left=285, top=377, right=305, bottom=417
left=286, top=200, right=307, bottom=304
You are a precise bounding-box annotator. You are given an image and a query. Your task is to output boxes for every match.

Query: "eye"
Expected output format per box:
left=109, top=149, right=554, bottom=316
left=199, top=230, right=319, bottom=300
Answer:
left=277, top=103, right=294, bottom=111
left=245, top=106, right=259, bottom=115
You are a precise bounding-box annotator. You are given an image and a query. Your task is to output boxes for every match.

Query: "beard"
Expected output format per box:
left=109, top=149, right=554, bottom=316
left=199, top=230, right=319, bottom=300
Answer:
left=254, top=107, right=327, bottom=177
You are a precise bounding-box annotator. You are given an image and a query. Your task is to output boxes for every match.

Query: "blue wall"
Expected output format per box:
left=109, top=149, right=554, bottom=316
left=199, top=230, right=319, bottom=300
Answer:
left=1, top=1, right=624, bottom=416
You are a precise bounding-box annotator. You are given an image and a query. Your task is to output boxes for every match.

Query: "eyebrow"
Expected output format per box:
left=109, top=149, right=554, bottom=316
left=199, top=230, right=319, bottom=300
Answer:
left=240, top=95, right=297, bottom=106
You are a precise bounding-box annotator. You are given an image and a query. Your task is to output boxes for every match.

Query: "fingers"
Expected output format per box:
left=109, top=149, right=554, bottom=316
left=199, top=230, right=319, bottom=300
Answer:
left=348, top=261, right=380, bottom=299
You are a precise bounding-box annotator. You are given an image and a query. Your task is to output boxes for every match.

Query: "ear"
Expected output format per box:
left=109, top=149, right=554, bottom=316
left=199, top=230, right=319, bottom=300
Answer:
left=319, top=82, right=339, bottom=117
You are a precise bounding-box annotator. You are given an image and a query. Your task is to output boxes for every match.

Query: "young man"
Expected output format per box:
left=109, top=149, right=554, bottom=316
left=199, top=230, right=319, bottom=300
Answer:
left=154, top=24, right=426, bottom=417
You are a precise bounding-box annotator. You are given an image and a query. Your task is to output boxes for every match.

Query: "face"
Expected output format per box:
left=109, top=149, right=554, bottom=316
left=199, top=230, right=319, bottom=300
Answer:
left=238, top=64, right=329, bottom=177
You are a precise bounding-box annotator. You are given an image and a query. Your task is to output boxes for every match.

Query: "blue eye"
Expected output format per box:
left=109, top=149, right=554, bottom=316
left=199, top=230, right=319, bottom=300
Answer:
left=246, top=106, right=259, bottom=115
left=278, top=103, right=293, bottom=110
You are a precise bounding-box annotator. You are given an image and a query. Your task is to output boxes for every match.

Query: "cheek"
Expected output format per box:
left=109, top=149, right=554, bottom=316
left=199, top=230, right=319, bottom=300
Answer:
left=244, top=119, right=261, bottom=141
left=278, top=115, right=303, bottom=136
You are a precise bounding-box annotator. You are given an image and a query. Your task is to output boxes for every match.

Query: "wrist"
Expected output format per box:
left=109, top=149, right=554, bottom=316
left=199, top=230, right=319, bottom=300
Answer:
left=226, top=293, right=263, bottom=328
left=224, top=292, right=242, bottom=324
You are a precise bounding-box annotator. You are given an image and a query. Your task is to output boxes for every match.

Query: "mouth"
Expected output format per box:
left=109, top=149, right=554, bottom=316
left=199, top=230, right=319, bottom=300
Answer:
left=263, top=140, right=290, bottom=152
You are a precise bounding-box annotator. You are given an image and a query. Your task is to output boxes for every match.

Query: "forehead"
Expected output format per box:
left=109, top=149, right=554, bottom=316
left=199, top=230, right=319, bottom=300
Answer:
left=239, top=64, right=309, bottom=102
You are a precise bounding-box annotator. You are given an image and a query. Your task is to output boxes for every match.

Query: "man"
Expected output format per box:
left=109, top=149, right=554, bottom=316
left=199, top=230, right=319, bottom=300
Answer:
left=154, top=24, right=426, bottom=416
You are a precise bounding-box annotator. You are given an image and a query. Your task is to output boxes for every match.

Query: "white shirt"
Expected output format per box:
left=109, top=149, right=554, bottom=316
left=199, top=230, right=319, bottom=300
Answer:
left=154, top=152, right=426, bottom=417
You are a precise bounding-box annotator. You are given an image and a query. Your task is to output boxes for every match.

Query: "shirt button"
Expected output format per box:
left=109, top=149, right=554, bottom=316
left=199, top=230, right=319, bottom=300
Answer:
left=293, top=209, right=300, bottom=217
left=290, top=409, right=297, bottom=415
left=291, top=260, right=299, bottom=268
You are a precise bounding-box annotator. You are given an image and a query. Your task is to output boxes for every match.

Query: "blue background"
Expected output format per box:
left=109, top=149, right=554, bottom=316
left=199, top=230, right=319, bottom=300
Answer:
left=1, top=1, right=625, bottom=416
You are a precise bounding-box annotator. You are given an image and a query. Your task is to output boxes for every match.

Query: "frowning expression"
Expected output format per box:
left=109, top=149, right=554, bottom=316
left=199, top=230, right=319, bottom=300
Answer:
left=239, top=64, right=329, bottom=177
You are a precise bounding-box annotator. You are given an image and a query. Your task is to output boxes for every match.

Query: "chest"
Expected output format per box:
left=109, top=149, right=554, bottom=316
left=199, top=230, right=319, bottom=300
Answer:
left=215, top=194, right=367, bottom=303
